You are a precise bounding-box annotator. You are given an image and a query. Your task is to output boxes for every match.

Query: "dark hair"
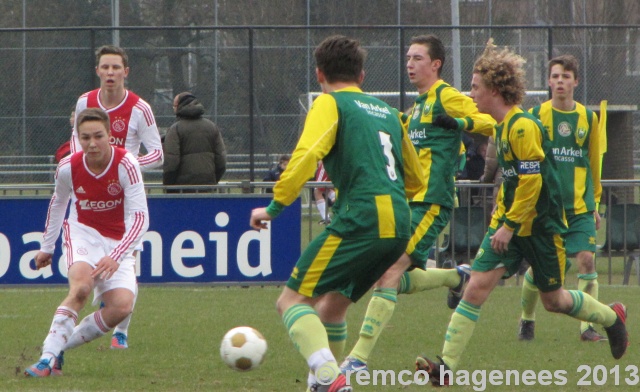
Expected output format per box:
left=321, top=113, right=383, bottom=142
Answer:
left=548, top=54, right=579, bottom=80
left=410, top=34, right=446, bottom=76
left=279, top=154, right=290, bottom=163
left=76, top=107, right=110, bottom=132
left=95, top=45, right=128, bottom=68
left=314, top=35, right=366, bottom=83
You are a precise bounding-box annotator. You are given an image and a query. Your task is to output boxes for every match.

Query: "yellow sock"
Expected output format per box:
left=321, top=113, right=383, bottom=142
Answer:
left=567, top=290, right=617, bottom=328
left=578, top=273, right=599, bottom=332
left=520, top=269, right=539, bottom=321
left=283, top=304, right=329, bottom=359
left=442, top=300, right=480, bottom=372
left=324, top=321, right=347, bottom=359
left=350, top=288, right=396, bottom=363
left=399, top=268, right=459, bottom=294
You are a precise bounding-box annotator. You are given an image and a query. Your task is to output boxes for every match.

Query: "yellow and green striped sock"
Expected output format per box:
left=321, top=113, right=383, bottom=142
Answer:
left=567, top=290, right=616, bottom=328
left=350, top=288, right=396, bottom=363
left=520, top=269, right=539, bottom=321
left=398, top=268, right=460, bottom=294
left=283, top=304, right=329, bottom=359
left=324, top=321, right=347, bottom=359
left=442, top=300, right=480, bottom=371
left=577, top=273, right=599, bottom=332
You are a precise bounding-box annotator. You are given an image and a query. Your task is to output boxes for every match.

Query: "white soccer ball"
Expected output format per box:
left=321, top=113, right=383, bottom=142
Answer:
left=220, top=326, right=268, bottom=371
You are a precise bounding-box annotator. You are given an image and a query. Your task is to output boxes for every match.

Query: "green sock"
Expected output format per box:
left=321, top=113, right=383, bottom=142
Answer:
left=350, top=288, right=397, bottom=363
left=398, top=271, right=411, bottom=294
left=283, top=304, right=329, bottom=359
left=324, top=321, right=347, bottom=359
left=398, top=268, right=459, bottom=294
left=520, top=269, right=539, bottom=321
left=442, top=300, right=480, bottom=372
left=577, top=273, right=599, bottom=332
left=567, top=290, right=617, bottom=328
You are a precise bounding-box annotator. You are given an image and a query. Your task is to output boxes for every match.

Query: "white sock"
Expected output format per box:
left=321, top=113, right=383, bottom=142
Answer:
left=307, top=348, right=335, bottom=372
left=308, top=371, right=317, bottom=389
left=114, top=283, right=137, bottom=336
left=41, top=306, right=77, bottom=362
left=113, top=314, right=131, bottom=335
left=316, top=200, right=327, bottom=220
left=63, top=310, right=111, bottom=350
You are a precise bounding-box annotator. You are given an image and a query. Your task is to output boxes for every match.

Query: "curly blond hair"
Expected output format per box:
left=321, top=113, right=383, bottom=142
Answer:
left=473, top=39, right=527, bottom=106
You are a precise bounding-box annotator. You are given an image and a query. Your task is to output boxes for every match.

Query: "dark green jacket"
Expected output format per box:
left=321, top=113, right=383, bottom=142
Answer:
left=163, top=99, right=227, bottom=186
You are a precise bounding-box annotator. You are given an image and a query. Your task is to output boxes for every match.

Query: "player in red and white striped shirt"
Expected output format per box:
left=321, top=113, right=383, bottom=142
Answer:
left=25, top=108, right=149, bottom=377
left=70, top=45, right=160, bottom=348
left=70, top=45, right=163, bottom=172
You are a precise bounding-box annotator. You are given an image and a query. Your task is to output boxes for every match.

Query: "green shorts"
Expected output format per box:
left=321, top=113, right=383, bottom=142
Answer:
left=473, top=227, right=567, bottom=292
left=406, top=202, right=451, bottom=269
left=565, top=212, right=597, bottom=255
left=286, top=230, right=408, bottom=302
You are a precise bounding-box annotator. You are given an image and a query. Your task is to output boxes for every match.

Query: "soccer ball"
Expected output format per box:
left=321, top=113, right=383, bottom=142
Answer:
left=220, top=326, right=267, bottom=371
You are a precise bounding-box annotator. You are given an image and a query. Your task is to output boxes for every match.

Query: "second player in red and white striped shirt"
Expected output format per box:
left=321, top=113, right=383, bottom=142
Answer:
left=70, top=45, right=163, bottom=172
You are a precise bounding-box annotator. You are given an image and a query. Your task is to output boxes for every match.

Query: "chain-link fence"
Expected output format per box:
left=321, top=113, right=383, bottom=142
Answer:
left=1, top=25, right=639, bottom=182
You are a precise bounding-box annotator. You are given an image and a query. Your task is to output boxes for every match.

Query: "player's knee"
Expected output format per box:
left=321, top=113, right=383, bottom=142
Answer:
left=69, top=283, right=93, bottom=303
left=109, top=308, right=131, bottom=326
left=118, top=301, right=134, bottom=316
left=377, top=268, right=404, bottom=288
left=275, top=295, right=290, bottom=316
left=577, top=251, right=595, bottom=272
left=541, top=297, right=565, bottom=313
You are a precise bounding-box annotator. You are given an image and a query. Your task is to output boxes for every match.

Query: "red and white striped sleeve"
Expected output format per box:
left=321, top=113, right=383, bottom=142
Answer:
left=109, top=152, right=149, bottom=262
left=70, top=95, right=89, bottom=154
left=133, top=98, right=164, bottom=172
left=41, top=158, right=73, bottom=254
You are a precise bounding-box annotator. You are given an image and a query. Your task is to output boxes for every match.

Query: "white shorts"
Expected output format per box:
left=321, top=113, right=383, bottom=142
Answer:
left=63, top=221, right=137, bottom=306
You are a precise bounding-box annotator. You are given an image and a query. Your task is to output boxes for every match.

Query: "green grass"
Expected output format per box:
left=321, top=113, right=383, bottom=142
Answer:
left=2, top=196, right=638, bottom=390
left=2, top=283, right=639, bottom=391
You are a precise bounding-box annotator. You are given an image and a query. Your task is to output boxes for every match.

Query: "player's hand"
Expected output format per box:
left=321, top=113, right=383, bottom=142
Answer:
left=34, top=251, right=53, bottom=270
left=433, top=114, right=460, bottom=130
left=92, top=256, right=120, bottom=280
left=250, top=207, right=272, bottom=230
left=490, top=225, right=514, bottom=254
left=594, top=210, right=601, bottom=230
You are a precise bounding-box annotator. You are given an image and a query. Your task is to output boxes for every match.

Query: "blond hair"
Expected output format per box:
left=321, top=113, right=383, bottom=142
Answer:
left=472, top=39, right=527, bottom=106
left=77, top=107, right=110, bottom=132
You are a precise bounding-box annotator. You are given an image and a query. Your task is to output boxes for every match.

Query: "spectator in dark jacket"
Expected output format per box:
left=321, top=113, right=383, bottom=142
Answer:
left=462, top=141, right=487, bottom=181
left=163, top=92, right=227, bottom=191
left=263, top=154, right=290, bottom=193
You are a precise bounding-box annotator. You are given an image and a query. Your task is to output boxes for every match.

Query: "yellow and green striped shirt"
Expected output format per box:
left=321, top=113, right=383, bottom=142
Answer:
left=271, top=86, right=425, bottom=239
left=530, top=101, right=601, bottom=214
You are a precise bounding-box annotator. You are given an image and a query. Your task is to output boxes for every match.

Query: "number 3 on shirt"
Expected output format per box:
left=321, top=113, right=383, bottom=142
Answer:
left=379, top=131, right=397, bottom=181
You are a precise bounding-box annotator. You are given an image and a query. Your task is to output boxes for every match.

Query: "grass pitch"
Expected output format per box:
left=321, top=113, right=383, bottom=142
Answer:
left=1, top=281, right=639, bottom=391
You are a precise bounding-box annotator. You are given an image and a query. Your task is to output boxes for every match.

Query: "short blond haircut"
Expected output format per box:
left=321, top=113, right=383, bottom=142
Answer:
left=472, top=39, right=527, bottom=106
left=77, top=107, right=110, bottom=133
